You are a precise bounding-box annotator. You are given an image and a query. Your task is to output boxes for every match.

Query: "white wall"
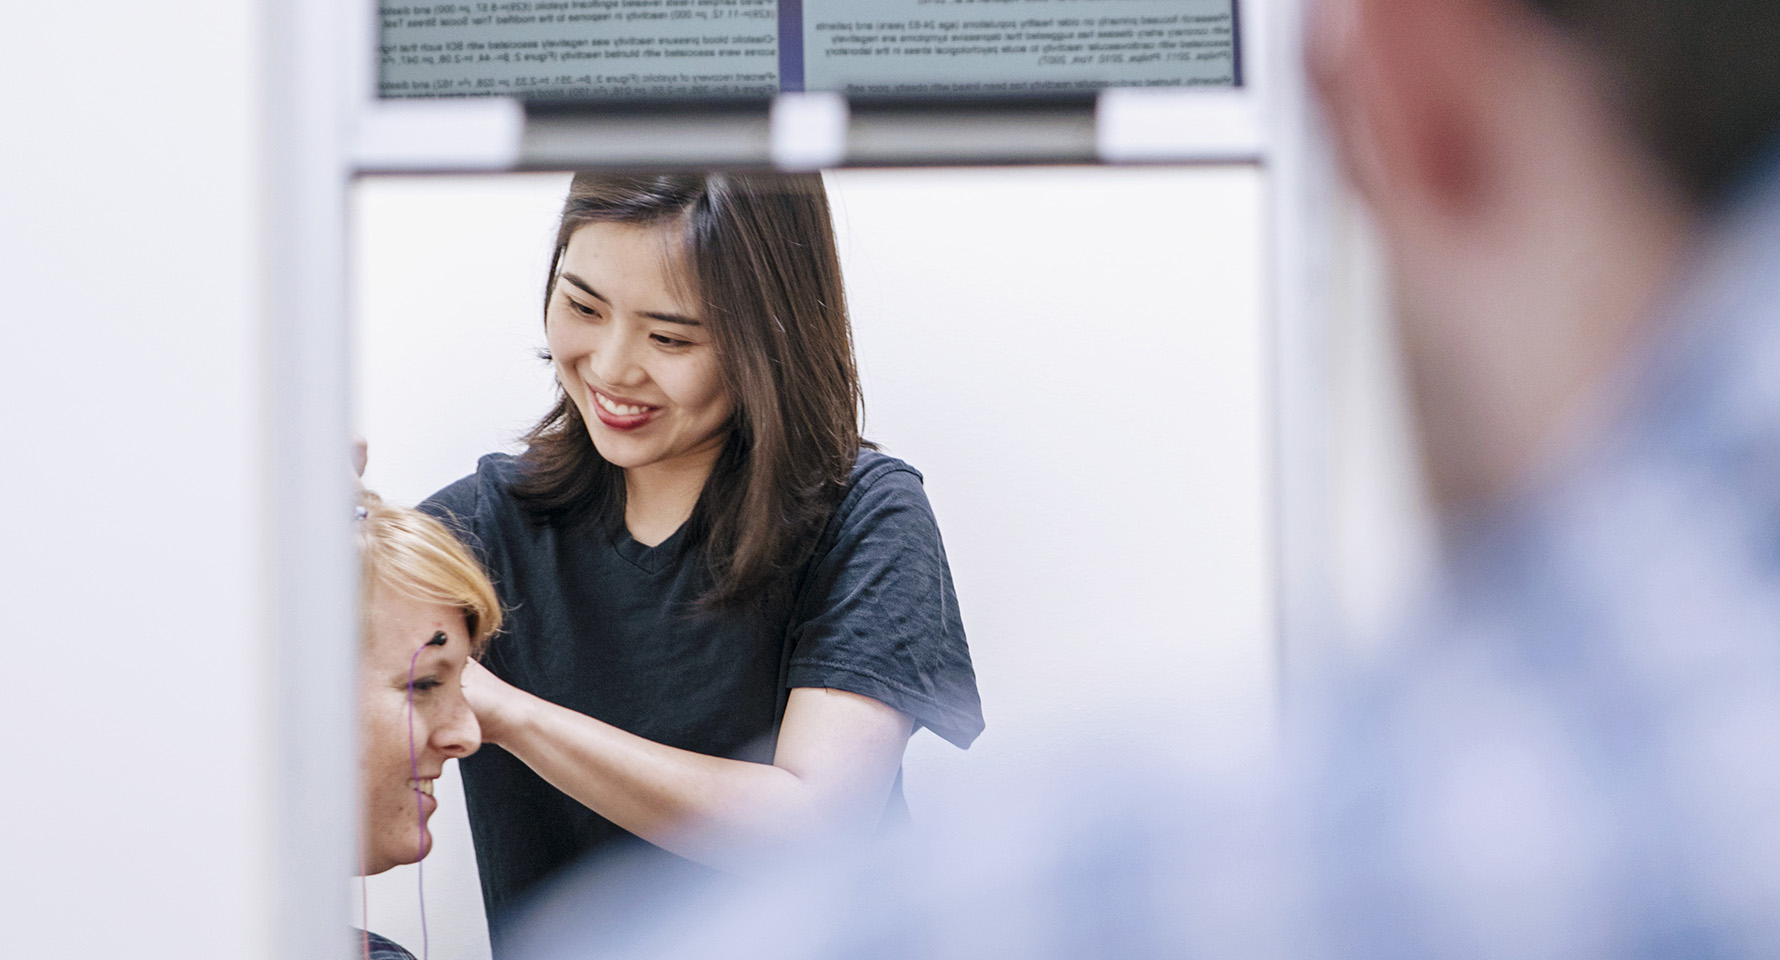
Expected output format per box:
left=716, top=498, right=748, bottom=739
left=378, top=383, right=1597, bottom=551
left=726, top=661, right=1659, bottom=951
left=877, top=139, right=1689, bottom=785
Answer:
left=0, top=0, right=274, bottom=957
left=352, top=167, right=1275, bottom=958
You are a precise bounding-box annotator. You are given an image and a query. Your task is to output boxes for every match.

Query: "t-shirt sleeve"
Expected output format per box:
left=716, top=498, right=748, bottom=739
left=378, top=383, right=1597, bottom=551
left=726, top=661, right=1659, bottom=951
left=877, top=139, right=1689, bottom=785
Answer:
left=418, top=464, right=492, bottom=563
left=785, top=463, right=985, bottom=749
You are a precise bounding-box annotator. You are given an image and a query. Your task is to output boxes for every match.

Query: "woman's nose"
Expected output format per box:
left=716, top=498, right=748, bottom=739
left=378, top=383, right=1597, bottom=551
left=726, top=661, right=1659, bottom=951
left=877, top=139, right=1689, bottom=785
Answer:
left=434, top=693, right=482, bottom=758
left=589, top=327, right=646, bottom=387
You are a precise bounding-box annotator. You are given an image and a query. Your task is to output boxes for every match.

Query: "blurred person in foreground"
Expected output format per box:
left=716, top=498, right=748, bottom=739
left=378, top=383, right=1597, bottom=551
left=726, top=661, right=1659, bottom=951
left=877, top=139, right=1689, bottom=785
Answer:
left=498, top=0, right=1780, bottom=955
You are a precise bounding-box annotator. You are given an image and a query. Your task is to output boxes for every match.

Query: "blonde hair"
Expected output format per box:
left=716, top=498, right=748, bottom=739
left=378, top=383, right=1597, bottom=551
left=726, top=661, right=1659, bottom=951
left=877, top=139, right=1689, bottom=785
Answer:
left=358, top=490, right=501, bottom=655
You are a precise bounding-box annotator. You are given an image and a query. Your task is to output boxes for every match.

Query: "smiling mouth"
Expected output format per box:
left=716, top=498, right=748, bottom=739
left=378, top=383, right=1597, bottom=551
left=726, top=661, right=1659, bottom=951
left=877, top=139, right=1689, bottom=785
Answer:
left=410, top=779, right=435, bottom=797
left=589, top=388, right=658, bottom=430
left=593, top=389, right=654, bottom=417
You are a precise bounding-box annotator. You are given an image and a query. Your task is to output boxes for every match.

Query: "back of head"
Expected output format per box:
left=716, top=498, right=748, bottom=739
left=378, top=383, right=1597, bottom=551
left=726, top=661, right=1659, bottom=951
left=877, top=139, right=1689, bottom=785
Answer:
left=1522, top=0, right=1780, bottom=206
left=357, top=491, right=501, bottom=653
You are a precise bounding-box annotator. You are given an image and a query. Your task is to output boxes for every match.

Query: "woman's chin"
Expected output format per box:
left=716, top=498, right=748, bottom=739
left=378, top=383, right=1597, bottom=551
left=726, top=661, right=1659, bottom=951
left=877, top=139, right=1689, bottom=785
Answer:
left=362, top=829, right=433, bottom=875
left=407, top=824, right=435, bottom=864
left=585, top=428, right=649, bottom=469
left=358, top=853, right=399, bottom=877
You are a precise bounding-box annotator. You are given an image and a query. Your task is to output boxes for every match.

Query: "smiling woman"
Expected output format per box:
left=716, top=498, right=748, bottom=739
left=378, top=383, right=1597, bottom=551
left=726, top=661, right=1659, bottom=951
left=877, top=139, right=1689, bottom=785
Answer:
left=541, top=220, right=736, bottom=547
left=510, top=172, right=872, bottom=603
left=417, top=172, right=984, bottom=945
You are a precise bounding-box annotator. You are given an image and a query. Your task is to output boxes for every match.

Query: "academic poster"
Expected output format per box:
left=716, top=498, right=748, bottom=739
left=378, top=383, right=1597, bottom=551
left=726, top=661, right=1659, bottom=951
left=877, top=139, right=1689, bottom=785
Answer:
left=379, top=0, right=1236, bottom=98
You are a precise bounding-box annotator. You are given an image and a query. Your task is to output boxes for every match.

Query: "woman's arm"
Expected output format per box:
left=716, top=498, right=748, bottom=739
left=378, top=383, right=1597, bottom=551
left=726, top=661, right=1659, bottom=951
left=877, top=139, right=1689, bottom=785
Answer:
left=461, top=659, right=914, bottom=873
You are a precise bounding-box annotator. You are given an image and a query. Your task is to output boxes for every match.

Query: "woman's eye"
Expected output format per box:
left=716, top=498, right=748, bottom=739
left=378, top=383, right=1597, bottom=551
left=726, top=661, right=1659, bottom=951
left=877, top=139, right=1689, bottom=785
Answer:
left=651, top=333, right=691, bottom=348
left=407, top=677, right=443, bottom=695
left=564, top=297, right=598, bottom=318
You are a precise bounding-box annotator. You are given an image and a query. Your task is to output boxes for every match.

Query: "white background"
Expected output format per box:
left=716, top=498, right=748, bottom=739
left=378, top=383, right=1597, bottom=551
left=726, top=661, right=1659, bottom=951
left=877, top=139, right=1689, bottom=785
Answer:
left=351, top=166, right=1277, bottom=958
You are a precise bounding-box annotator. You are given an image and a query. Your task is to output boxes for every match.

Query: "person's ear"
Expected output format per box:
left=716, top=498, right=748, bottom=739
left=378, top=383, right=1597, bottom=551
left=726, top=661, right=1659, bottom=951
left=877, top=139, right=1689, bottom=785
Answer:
left=1310, top=0, right=1498, bottom=221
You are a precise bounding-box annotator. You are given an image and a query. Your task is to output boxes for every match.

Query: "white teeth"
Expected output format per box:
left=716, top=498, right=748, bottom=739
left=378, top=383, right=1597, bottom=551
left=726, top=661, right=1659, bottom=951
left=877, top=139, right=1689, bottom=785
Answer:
left=594, top=391, right=647, bottom=417
left=412, top=779, right=434, bottom=796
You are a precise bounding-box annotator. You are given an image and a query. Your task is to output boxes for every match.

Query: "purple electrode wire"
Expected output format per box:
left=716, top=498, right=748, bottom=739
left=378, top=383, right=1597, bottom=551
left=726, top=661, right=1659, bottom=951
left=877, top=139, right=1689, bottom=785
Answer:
left=408, top=644, right=430, bottom=960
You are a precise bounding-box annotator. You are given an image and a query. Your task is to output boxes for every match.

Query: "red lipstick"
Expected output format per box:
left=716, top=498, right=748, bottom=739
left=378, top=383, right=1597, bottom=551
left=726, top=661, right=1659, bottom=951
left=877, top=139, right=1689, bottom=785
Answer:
left=589, top=388, right=658, bottom=432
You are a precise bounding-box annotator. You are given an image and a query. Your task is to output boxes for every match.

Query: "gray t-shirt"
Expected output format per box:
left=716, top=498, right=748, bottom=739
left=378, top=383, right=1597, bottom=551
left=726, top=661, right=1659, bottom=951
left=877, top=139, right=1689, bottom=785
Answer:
left=423, top=448, right=983, bottom=936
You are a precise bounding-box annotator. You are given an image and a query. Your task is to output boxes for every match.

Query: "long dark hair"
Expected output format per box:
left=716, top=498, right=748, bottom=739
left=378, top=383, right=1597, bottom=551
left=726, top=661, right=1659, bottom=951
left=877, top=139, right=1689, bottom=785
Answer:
left=514, top=172, right=870, bottom=609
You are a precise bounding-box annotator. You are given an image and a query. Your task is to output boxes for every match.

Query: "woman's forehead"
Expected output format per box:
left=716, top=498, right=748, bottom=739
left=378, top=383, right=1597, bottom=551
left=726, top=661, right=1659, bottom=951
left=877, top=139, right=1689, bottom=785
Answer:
left=366, top=587, right=467, bottom=652
left=560, top=220, right=697, bottom=302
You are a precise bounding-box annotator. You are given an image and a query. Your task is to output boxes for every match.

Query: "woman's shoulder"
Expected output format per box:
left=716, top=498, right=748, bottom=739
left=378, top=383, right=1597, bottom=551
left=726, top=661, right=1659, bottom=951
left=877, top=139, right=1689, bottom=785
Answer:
left=846, top=447, right=926, bottom=492
left=825, top=448, right=937, bottom=539
left=467, top=450, right=529, bottom=489
left=420, top=452, right=531, bottom=539
left=425, top=452, right=526, bottom=507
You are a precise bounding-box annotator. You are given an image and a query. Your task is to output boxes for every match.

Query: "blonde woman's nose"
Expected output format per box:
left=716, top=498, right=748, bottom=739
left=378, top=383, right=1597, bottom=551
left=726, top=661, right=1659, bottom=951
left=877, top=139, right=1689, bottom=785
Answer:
left=435, top=694, right=482, bottom=758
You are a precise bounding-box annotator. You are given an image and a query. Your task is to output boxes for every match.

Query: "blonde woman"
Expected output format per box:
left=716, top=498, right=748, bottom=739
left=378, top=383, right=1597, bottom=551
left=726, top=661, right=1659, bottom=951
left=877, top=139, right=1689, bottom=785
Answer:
left=354, top=492, right=500, bottom=959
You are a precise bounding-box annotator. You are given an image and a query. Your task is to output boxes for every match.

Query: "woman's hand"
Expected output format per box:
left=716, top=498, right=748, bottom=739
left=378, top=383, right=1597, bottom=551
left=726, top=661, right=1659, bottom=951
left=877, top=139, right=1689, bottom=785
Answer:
left=460, top=658, right=534, bottom=747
